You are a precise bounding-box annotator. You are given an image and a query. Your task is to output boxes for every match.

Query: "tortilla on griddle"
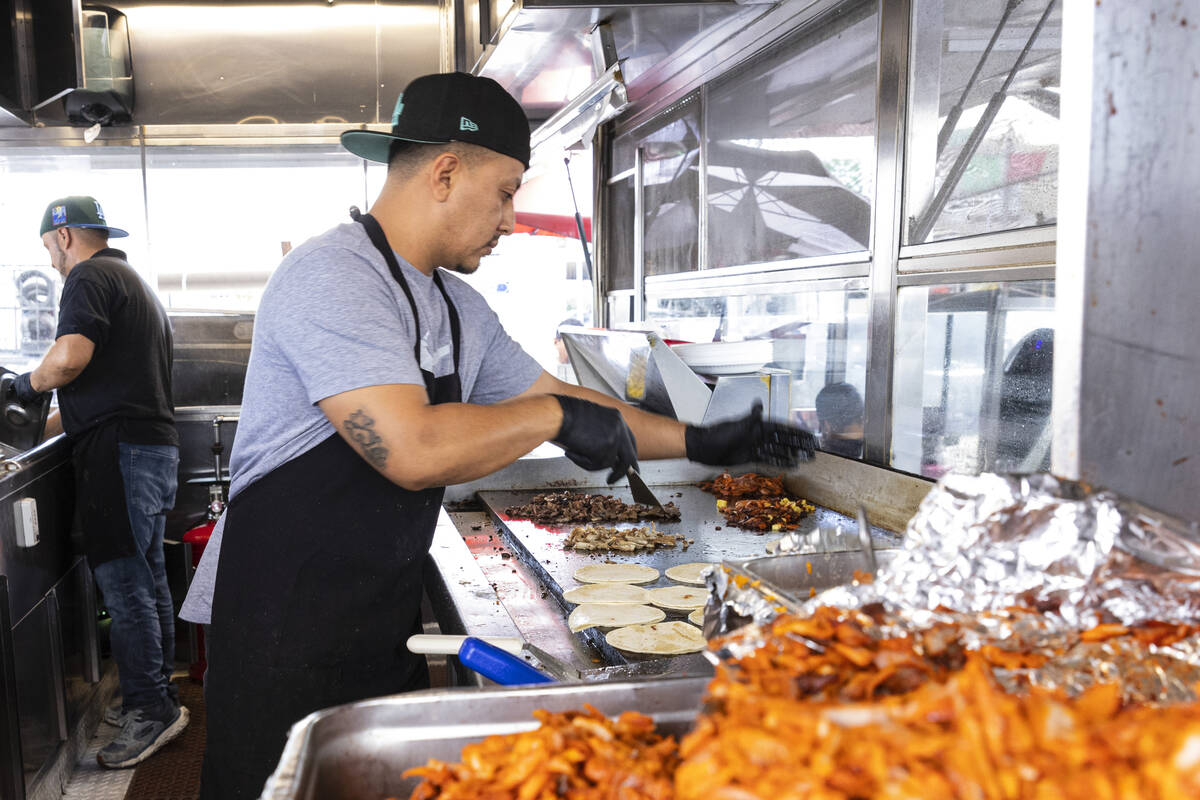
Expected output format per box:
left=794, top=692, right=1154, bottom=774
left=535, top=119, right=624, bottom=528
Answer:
left=688, top=607, right=705, bottom=626
left=562, top=583, right=652, bottom=605
left=647, top=585, right=707, bottom=611
left=573, top=563, right=659, bottom=585
left=567, top=603, right=665, bottom=633
left=664, top=562, right=716, bottom=586
left=605, top=620, right=706, bottom=655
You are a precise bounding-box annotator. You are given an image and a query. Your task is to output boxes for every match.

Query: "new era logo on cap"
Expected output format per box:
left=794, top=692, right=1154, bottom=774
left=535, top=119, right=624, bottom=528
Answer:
left=52, top=205, right=67, bottom=226
left=459, top=117, right=478, bottom=132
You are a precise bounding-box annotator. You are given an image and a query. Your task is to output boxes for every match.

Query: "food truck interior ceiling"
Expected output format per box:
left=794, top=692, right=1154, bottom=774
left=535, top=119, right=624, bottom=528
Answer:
left=0, top=0, right=1194, bottom=521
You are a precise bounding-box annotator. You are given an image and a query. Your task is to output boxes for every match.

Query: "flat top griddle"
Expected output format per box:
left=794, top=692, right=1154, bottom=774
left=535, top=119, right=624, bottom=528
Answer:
left=477, top=484, right=892, bottom=676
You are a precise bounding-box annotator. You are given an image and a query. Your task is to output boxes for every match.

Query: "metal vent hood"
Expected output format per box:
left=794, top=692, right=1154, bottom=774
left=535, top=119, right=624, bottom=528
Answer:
left=9, top=0, right=445, bottom=127
left=464, top=0, right=773, bottom=164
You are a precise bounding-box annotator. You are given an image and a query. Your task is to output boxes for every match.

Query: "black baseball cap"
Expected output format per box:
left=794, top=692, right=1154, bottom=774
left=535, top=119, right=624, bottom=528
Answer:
left=341, top=72, right=531, bottom=168
left=39, top=196, right=128, bottom=238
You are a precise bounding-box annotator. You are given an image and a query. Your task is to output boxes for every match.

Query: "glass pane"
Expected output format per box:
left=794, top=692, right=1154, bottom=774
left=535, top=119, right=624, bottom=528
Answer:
left=904, top=0, right=1061, bottom=244
left=613, top=133, right=636, bottom=177
left=642, top=101, right=700, bottom=277
left=891, top=279, right=1055, bottom=477
left=646, top=280, right=869, bottom=459
left=606, top=176, right=635, bottom=291
left=0, top=145, right=145, bottom=371
left=705, top=2, right=878, bottom=268
left=144, top=144, right=367, bottom=310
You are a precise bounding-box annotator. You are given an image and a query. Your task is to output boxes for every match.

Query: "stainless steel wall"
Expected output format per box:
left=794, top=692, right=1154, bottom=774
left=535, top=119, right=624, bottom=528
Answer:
left=32, top=1, right=442, bottom=127
left=1053, top=1, right=1200, bottom=521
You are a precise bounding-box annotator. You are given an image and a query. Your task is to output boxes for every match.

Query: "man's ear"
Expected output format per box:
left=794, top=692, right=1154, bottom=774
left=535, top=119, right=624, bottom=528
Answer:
left=428, top=151, right=462, bottom=202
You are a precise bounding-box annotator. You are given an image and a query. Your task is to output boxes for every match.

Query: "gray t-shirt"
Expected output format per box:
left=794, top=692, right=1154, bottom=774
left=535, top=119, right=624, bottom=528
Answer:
left=181, top=222, right=542, bottom=624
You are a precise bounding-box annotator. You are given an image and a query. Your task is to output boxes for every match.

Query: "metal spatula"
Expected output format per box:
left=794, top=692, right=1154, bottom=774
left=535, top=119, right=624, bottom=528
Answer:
left=626, top=466, right=664, bottom=508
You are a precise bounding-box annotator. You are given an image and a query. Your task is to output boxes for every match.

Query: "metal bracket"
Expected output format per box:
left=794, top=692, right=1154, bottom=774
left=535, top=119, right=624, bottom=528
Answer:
left=589, top=21, right=619, bottom=75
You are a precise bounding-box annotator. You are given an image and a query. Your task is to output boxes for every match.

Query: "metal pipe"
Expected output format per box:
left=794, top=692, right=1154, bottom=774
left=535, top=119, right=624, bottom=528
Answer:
left=862, top=0, right=911, bottom=465
left=564, top=157, right=593, bottom=281
left=934, top=0, right=1021, bottom=155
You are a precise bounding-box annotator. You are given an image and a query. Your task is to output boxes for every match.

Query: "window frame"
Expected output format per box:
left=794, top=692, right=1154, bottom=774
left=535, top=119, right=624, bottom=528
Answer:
left=599, top=0, right=1059, bottom=476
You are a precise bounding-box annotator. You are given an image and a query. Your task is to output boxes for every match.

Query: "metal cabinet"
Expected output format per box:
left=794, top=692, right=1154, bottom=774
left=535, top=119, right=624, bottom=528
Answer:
left=0, top=438, right=101, bottom=800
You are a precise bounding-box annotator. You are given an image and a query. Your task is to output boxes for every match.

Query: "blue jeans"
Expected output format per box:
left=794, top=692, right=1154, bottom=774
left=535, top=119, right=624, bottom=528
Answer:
left=92, top=442, right=179, bottom=713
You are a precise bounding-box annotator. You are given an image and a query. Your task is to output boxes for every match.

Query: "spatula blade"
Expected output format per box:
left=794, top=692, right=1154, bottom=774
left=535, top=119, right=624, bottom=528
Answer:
left=626, top=467, right=663, bottom=508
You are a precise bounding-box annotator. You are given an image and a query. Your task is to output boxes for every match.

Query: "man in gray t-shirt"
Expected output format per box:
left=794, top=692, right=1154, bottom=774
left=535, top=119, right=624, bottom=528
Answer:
left=190, top=72, right=816, bottom=800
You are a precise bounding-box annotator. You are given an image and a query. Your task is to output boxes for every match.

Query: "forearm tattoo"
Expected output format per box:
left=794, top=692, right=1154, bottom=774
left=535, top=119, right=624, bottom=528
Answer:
left=343, top=410, right=388, bottom=469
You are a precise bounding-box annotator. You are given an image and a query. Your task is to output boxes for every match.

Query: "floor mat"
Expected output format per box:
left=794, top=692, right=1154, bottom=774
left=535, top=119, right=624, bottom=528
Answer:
left=123, top=679, right=205, bottom=800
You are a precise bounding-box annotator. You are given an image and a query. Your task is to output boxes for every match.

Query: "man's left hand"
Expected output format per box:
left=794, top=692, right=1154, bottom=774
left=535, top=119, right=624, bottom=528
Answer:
left=685, top=400, right=817, bottom=467
left=12, top=372, right=44, bottom=404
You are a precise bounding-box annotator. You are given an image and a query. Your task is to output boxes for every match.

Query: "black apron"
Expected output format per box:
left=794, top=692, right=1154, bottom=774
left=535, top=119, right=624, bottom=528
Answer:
left=201, top=210, right=463, bottom=800
left=72, top=421, right=135, bottom=566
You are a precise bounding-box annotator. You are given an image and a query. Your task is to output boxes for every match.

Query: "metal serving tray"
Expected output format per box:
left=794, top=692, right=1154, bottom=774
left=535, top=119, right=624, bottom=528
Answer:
left=732, top=549, right=900, bottom=610
left=260, top=676, right=708, bottom=800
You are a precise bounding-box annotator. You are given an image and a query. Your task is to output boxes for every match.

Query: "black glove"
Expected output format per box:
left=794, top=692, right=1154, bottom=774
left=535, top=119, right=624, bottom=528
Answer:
left=11, top=372, right=44, bottom=405
left=685, top=400, right=817, bottom=467
left=551, top=394, right=639, bottom=484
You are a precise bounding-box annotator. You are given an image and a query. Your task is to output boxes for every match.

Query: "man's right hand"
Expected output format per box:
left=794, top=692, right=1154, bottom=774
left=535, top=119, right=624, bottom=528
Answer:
left=11, top=372, right=42, bottom=404
left=551, top=394, right=639, bottom=484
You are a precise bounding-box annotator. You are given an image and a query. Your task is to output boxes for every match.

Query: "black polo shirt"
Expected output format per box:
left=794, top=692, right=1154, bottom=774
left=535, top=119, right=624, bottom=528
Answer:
left=55, top=248, right=178, bottom=445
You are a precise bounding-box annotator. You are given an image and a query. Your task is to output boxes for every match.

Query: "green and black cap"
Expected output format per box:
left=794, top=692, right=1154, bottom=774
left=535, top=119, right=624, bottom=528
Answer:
left=341, top=72, right=531, bottom=168
left=39, top=196, right=128, bottom=238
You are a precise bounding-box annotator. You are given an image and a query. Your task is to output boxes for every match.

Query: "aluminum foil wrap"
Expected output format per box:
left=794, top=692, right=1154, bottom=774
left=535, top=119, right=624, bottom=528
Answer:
left=823, top=473, right=1200, bottom=627
left=707, top=472, right=1200, bottom=702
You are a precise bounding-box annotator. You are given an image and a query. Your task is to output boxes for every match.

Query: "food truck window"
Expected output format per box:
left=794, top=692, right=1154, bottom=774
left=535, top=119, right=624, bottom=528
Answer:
left=704, top=0, right=878, bottom=269
left=144, top=145, right=367, bottom=310
left=903, top=0, right=1062, bottom=245
left=890, top=278, right=1055, bottom=477
left=0, top=144, right=145, bottom=371
left=646, top=279, right=869, bottom=459
left=641, top=99, right=701, bottom=278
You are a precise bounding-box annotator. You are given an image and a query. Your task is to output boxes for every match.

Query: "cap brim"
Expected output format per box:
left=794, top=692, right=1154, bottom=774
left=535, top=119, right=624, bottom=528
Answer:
left=69, top=223, right=129, bottom=238
left=340, top=130, right=447, bottom=163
